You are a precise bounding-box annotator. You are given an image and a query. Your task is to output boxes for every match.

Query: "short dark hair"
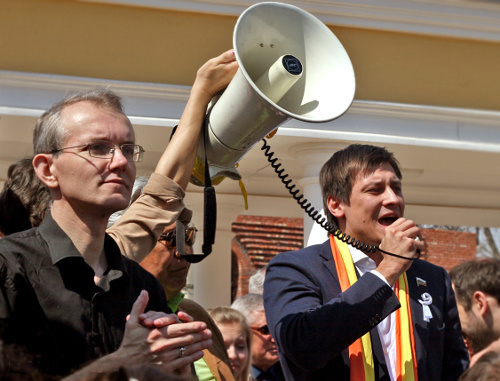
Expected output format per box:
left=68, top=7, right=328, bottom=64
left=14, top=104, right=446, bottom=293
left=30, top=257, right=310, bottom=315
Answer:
left=319, top=144, right=402, bottom=226
left=450, top=258, right=500, bottom=312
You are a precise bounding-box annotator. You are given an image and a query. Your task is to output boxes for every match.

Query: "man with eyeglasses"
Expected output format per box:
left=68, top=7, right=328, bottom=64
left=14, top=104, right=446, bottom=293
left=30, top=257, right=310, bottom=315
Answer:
left=0, top=50, right=238, bottom=379
left=109, top=176, right=234, bottom=381
left=232, top=293, right=285, bottom=381
left=142, top=222, right=236, bottom=381
left=142, top=223, right=197, bottom=309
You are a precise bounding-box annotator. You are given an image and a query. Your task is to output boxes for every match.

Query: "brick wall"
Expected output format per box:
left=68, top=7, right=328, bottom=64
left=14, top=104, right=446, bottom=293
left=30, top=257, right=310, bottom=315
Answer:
left=231, top=215, right=303, bottom=300
left=420, top=228, right=477, bottom=270
left=231, top=216, right=476, bottom=301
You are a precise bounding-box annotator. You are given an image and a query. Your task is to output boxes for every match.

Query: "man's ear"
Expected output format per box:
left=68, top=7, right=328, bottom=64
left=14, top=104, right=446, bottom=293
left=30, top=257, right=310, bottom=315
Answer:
left=472, top=291, right=489, bottom=317
left=326, top=195, right=345, bottom=219
left=33, top=154, right=58, bottom=189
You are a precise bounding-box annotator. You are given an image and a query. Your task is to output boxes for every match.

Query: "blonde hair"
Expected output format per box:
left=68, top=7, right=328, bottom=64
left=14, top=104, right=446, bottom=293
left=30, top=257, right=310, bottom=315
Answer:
left=209, top=306, right=253, bottom=381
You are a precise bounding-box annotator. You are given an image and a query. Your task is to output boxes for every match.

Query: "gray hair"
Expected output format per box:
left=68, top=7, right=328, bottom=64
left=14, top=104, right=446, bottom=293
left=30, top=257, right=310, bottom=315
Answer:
left=33, top=87, right=127, bottom=155
left=248, top=267, right=266, bottom=295
left=231, top=293, right=264, bottom=326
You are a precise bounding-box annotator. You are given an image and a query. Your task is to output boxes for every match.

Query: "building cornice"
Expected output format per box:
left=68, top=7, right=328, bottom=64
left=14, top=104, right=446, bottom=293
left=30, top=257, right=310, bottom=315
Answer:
left=2, top=70, right=500, bottom=152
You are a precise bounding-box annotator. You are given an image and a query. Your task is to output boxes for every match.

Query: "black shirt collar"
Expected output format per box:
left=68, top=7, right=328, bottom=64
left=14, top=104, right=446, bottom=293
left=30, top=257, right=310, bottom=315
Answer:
left=38, top=212, right=128, bottom=278
left=39, top=212, right=82, bottom=265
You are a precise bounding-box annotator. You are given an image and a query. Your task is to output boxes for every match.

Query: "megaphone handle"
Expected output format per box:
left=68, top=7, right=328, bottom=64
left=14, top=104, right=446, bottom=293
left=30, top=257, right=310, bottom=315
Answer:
left=203, top=186, right=216, bottom=247
left=169, top=124, right=215, bottom=263
left=202, top=124, right=216, bottom=255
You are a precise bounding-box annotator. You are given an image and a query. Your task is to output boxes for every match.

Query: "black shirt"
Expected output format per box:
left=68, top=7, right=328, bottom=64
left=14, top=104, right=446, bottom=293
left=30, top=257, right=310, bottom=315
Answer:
left=0, top=212, right=170, bottom=377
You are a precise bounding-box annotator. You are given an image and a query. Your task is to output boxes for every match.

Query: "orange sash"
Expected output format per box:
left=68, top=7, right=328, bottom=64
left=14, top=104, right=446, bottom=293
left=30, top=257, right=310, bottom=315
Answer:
left=330, top=235, right=418, bottom=381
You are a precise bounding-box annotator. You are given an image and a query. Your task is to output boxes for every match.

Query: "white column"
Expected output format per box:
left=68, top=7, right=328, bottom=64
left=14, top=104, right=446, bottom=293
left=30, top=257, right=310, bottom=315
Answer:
left=183, top=191, right=303, bottom=309
left=289, top=142, right=346, bottom=246
left=183, top=192, right=238, bottom=309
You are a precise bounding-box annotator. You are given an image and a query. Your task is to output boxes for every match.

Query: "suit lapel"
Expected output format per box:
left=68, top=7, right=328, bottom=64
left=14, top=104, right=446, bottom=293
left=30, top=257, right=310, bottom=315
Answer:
left=320, top=239, right=343, bottom=296
left=405, top=263, right=429, bottom=368
left=320, top=239, right=391, bottom=378
left=322, top=241, right=430, bottom=377
left=319, top=239, right=351, bottom=367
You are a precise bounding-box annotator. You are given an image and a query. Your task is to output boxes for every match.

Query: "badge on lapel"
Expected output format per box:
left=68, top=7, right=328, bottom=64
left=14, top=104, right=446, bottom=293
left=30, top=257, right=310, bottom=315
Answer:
left=418, top=292, right=433, bottom=322
left=416, top=277, right=427, bottom=287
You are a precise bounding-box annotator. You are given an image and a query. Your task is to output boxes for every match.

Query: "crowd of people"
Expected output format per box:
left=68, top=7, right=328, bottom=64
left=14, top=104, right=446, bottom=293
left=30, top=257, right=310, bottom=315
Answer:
left=0, top=48, right=499, bottom=381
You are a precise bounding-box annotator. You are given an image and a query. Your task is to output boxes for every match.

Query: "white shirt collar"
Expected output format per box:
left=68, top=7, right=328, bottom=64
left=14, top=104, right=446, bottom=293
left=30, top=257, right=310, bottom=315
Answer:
left=349, top=246, right=376, bottom=275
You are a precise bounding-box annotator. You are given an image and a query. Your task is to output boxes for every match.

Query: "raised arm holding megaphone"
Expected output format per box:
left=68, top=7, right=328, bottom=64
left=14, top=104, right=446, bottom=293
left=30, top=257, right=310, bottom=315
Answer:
left=184, top=2, right=356, bottom=262
left=190, top=1, right=356, bottom=186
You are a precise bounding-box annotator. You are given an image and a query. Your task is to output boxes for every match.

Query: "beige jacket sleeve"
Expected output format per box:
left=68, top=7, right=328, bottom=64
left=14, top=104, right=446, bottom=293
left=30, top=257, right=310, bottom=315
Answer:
left=107, top=172, right=192, bottom=262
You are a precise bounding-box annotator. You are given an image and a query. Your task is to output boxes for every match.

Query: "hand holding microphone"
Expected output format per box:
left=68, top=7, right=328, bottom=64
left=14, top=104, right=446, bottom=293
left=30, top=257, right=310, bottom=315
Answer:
left=377, top=218, right=424, bottom=285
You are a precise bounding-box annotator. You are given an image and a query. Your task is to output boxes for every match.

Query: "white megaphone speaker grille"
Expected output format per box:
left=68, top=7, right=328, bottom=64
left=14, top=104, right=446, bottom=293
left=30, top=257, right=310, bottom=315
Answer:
left=190, top=1, right=355, bottom=186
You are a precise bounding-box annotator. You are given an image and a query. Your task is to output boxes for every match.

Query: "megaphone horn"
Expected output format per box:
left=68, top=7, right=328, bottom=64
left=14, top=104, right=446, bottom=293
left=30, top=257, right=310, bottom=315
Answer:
left=190, top=1, right=356, bottom=186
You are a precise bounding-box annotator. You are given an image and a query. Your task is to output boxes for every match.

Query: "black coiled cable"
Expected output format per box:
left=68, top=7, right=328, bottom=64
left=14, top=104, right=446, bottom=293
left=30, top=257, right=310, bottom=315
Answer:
left=261, top=138, right=419, bottom=260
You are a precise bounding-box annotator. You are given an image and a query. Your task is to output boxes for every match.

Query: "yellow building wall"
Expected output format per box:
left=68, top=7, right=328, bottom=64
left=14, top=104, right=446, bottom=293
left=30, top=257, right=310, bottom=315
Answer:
left=1, top=0, right=500, bottom=110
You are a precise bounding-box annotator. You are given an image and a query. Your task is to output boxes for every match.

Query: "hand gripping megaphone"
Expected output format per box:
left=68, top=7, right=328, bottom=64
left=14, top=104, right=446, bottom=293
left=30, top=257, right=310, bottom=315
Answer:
left=190, top=1, right=356, bottom=186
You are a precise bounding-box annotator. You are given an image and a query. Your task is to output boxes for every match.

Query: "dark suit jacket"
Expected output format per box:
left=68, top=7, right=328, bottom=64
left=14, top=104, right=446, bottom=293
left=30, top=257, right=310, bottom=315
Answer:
left=263, top=240, right=469, bottom=381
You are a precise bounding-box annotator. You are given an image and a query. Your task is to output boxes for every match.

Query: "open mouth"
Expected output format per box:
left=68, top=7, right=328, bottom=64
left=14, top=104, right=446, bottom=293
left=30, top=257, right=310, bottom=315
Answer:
left=378, top=216, right=398, bottom=226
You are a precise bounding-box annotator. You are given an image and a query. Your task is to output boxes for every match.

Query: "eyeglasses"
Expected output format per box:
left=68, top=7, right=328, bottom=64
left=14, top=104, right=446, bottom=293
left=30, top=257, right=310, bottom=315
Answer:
left=158, top=226, right=197, bottom=250
left=51, top=140, right=145, bottom=163
left=251, top=325, right=270, bottom=336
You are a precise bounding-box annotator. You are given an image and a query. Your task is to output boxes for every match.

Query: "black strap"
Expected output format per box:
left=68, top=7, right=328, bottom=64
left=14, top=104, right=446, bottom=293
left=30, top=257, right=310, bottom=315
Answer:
left=202, top=125, right=216, bottom=256
left=181, top=121, right=216, bottom=263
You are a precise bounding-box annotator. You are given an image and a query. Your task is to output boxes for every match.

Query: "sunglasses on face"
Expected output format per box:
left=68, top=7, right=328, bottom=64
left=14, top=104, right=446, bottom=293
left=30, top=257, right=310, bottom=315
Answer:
left=251, top=325, right=270, bottom=336
left=158, top=226, right=197, bottom=250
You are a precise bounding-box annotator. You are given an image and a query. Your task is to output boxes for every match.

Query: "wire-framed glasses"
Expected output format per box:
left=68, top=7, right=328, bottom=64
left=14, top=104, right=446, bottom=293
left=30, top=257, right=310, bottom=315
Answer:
left=50, top=140, right=145, bottom=163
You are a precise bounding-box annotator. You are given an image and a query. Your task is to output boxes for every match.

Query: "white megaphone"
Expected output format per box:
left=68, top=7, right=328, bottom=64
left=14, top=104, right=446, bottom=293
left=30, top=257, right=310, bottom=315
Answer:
left=190, top=1, right=356, bottom=186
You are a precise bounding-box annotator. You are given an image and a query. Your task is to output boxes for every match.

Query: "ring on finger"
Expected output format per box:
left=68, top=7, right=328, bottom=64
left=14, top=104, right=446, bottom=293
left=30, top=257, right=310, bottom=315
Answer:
left=178, top=346, right=186, bottom=358
left=151, top=353, right=160, bottom=363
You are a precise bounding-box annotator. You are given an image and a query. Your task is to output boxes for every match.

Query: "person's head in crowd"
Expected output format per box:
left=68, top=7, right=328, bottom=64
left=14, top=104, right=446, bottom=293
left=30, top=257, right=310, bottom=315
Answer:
left=108, top=180, right=236, bottom=381
left=33, top=87, right=139, bottom=217
left=1, top=90, right=137, bottom=237
left=319, top=144, right=402, bottom=238
left=108, top=176, right=197, bottom=301
left=458, top=350, right=500, bottom=381
left=209, top=306, right=252, bottom=381
left=248, top=267, right=266, bottom=295
left=231, top=293, right=279, bottom=372
left=450, top=258, right=500, bottom=359
left=140, top=221, right=196, bottom=300
left=0, top=158, right=51, bottom=236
